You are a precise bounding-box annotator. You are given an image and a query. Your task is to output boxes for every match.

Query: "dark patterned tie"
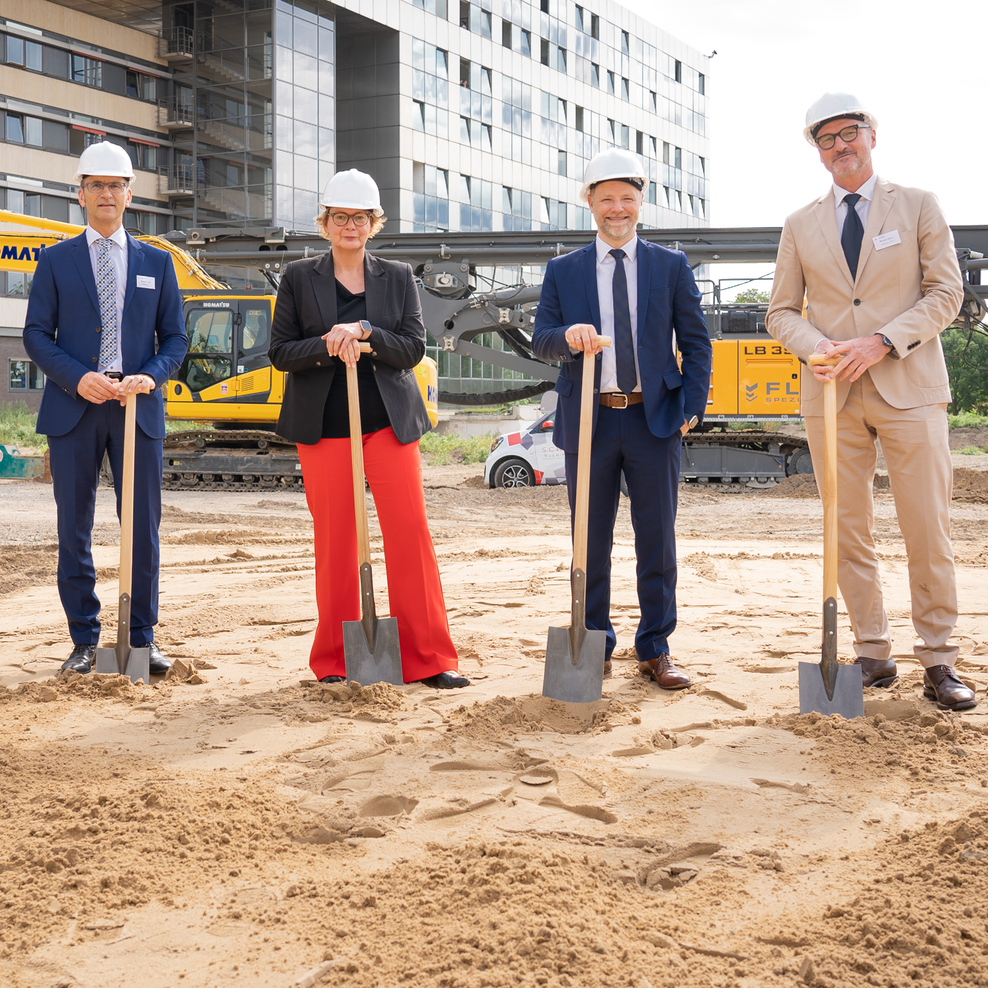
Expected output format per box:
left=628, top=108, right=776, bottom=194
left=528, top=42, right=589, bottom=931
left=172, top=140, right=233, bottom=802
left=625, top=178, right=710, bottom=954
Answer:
left=609, top=248, right=637, bottom=394
left=841, top=193, right=863, bottom=280
left=96, top=238, right=118, bottom=368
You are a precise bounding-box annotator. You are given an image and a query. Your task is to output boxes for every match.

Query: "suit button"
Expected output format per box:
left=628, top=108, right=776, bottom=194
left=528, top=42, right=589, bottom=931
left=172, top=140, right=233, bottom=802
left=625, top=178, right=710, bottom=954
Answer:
left=92, top=357, right=97, bottom=362
left=96, top=326, right=102, bottom=333
left=315, top=360, right=321, bottom=366
left=853, top=299, right=861, bottom=306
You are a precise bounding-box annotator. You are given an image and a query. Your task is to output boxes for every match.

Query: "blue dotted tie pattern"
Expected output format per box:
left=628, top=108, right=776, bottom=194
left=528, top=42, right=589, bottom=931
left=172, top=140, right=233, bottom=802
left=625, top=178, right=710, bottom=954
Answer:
left=609, top=248, right=637, bottom=394
left=841, top=193, right=863, bottom=280
left=96, top=238, right=118, bottom=369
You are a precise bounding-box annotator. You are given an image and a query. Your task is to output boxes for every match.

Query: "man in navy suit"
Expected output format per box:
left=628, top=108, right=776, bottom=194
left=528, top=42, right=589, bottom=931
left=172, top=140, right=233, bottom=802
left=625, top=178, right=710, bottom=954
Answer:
left=532, top=149, right=712, bottom=688
left=23, top=142, right=187, bottom=675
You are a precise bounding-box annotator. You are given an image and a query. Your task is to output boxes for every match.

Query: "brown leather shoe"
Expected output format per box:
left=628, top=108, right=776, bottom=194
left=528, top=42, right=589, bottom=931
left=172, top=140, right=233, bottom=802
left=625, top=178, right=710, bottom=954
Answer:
left=853, top=657, right=898, bottom=688
left=638, top=655, right=691, bottom=690
left=923, top=665, right=977, bottom=711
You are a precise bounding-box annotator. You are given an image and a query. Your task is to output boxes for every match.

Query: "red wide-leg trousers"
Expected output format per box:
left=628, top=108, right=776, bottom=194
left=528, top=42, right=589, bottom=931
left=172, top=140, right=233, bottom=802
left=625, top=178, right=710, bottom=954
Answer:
left=297, top=427, right=458, bottom=682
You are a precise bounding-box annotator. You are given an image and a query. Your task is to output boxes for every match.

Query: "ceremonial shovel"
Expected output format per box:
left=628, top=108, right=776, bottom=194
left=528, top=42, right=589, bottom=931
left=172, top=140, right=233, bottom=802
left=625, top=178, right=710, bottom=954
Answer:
left=798, top=353, right=864, bottom=718
left=543, top=338, right=611, bottom=704
left=95, top=392, right=150, bottom=683
left=343, top=342, right=403, bottom=685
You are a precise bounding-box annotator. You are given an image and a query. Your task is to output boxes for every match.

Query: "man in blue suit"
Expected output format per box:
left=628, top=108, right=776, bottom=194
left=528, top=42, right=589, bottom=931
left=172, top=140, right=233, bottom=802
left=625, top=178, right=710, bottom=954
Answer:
left=23, top=142, right=187, bottom=675
left=532, top=149, right=712, bottom=688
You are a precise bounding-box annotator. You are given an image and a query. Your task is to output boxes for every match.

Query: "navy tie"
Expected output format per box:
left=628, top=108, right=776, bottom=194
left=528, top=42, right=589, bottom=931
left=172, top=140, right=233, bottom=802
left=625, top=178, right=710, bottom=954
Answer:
left=609, top=248, right=637, bottom=394
left=841, top=193, right=863, bottom=280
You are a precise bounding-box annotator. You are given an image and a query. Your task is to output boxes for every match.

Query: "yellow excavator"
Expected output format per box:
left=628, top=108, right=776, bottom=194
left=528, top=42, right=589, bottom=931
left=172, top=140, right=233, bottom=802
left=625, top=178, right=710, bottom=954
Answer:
left=1, top=210, right=439, bottom=488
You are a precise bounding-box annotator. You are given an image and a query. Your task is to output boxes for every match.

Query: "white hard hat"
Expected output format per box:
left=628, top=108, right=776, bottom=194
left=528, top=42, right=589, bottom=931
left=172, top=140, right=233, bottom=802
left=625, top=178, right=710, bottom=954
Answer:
left=579, top=148, right=647, bottom=204
left=74, top=140, right=136, bottom=183
left=803, top=93, right=877, bottom=146
left=319, top=169, right=384, bottom=215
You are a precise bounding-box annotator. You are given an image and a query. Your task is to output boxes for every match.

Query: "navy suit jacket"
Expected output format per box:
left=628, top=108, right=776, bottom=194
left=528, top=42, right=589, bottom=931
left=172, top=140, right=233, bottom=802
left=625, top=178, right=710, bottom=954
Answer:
left=531, top=238, right=712, bottom=454
left=23, top=232, right=187, bottom=439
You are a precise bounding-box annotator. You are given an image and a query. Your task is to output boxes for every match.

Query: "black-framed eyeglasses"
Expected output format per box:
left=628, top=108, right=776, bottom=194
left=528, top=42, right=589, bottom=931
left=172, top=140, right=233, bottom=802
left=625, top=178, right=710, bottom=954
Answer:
left=329, top=211, right=370, bottom=227
left=81, top=181, right=130, bottom=194
left=815, top=124, right=868, bottom=150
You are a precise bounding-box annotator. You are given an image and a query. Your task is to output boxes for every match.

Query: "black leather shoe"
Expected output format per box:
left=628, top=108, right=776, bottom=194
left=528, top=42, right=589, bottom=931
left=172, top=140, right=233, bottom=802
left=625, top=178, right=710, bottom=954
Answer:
left=146, top=642, right=171, bottom=675
left=320, top=675, right=345, bottom=684
left=419, top=670, right=470, bottom=689
left=923, top=665, right=977, bottom=711
left=853, top=657, right=898, bottom=688
left=60, top=643, right=96, bottom=674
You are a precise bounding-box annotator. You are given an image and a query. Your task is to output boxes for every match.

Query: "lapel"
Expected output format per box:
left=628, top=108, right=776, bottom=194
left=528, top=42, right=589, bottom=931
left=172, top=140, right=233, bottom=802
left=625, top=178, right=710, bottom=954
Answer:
left=69, top=233, right=101, bottom=315
left=854, top=178, right=895, bottom=284
left=636, top=237, right=651, bottom=330
left=364, top=252, right=388, bottom=329
left=580, top=243, right=601, bottom=331
left=310, top=251, right=338, bottom=334
left=811, top=190, right=854, bottom=289
left=123, top=233, right=141, bottom=316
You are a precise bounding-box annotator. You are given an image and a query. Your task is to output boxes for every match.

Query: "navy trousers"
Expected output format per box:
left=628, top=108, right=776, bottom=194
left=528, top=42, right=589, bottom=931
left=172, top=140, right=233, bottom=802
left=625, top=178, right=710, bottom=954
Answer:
left=564, top=403, right=681, bottom=659
left=47, top=400, right=162, bottom=646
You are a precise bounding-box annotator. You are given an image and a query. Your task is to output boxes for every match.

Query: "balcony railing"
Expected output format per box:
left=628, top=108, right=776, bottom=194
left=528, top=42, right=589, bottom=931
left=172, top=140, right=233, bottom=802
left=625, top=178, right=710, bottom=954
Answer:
left=158, top=26, right=195, bottom=59
left=157, top=97, right=194, bottom=129
left=158, top=164, right=194, bottom=196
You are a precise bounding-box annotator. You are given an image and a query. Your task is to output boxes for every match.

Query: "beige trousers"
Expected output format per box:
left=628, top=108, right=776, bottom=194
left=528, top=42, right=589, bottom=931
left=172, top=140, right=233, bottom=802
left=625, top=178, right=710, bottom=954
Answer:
left=803, top=372, right=957, bottom=668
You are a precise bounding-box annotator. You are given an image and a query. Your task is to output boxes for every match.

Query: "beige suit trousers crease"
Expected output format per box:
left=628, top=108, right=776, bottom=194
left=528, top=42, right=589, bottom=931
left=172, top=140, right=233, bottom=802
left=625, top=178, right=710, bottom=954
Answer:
left=804, top=372, right=957, bottom=668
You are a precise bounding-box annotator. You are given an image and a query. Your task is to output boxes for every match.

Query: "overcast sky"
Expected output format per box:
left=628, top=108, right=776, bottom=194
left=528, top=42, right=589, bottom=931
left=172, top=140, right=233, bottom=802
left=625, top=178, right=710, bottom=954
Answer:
left=645, top=0, right=988, bottom=230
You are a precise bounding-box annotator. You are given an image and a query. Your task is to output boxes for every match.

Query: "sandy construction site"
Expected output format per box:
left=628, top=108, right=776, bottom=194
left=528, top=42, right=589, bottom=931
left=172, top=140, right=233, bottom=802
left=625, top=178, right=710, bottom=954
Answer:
left=2, top=438, right=988, bottom=988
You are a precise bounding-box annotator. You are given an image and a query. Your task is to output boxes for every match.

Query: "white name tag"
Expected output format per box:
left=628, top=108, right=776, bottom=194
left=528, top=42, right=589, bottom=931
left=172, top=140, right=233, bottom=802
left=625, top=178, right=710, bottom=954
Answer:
left=136, top=275, right=156, bottom=289
left=873, top=230, right=901, bottom=251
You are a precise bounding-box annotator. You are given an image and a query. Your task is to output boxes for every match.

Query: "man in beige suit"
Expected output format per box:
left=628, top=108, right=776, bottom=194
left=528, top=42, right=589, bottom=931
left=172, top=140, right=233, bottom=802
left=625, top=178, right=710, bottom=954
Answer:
left=767, top=92, right=975, bottom=712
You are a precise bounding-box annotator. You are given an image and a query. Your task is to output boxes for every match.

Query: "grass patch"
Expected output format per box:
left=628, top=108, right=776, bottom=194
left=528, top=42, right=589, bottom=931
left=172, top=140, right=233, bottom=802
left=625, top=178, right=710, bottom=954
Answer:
left=947, top=411, right=988, bottom=429
left=956, top=446, right=988, bottom=455
left=0, top=401, right=45, bottom=449
left=419, top=432, right=494, bottom=466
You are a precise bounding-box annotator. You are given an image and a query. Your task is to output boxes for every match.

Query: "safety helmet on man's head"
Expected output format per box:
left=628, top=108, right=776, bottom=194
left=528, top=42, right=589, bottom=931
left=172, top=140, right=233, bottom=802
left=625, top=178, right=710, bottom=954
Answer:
left=803, top=93, right=878, bottom=146
left=579, top=148, right=647, bottom=204
left=319, top=169, right=384, bottom=216
left=74, top=141, right=136, bottom=184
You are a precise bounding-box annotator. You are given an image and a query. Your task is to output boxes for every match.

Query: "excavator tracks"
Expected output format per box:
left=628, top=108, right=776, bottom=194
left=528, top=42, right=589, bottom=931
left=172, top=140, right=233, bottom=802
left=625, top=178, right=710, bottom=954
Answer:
left=162, top=430, right=304, bottom=491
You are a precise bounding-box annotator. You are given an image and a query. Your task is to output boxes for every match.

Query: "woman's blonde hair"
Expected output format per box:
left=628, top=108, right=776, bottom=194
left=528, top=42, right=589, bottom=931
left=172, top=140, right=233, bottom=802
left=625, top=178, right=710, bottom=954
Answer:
left=315, top=206, right=386, bottom=240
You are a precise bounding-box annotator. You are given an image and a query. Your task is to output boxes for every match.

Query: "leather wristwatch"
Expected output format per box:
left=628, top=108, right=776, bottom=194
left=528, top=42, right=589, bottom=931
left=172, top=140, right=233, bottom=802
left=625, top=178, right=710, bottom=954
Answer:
left=877, top=333, right=899, bottom=359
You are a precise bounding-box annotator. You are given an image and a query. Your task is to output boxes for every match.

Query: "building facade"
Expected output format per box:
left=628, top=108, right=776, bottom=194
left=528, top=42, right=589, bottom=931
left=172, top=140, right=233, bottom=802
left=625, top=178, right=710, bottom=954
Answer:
left=1, top=0, right=710, bottom=408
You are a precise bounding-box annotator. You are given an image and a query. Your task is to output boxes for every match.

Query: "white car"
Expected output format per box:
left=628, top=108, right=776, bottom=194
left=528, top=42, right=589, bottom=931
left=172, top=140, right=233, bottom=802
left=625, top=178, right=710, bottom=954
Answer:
left=484, top=411, right=566, bottom=488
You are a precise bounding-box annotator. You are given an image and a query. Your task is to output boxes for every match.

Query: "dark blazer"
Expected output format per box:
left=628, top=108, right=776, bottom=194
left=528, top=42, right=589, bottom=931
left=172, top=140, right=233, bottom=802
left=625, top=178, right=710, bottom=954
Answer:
left=269, top=251, right=431, bottom=445
left=23, top=232, right=187, bottom=439
left=532, top=238, right=712, bottom=453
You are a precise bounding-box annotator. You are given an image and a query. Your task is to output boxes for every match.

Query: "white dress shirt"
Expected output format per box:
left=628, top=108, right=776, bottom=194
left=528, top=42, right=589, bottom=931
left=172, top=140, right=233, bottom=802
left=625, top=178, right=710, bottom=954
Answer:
left=833, top=171, right=878, bottom=237
left=595, top=233, right=641, bottom=393
left=85, top=224, right=128, bottom=374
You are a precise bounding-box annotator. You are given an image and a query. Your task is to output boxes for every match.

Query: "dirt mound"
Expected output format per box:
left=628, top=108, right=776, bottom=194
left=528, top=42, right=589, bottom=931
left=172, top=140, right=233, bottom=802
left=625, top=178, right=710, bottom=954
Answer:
left=0, top=543, right=57, bottom=596
left=0, top=673, right=152, bottom=705
left=953, top=467, right=988, bottom=504
left=444, top=694, right=635, bottom=740
left=304, top=680, right=406, bottom=713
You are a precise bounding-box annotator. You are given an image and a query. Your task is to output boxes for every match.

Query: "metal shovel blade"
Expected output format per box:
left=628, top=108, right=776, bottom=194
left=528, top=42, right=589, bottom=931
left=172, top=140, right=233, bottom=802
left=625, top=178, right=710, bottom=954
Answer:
left=94, top=591, right=150, bottom=684
left=542, top=625, right=607, bottom=703
left=343, top=564, right=403, bottom=686
left=798, top=597, right=864, bottom=717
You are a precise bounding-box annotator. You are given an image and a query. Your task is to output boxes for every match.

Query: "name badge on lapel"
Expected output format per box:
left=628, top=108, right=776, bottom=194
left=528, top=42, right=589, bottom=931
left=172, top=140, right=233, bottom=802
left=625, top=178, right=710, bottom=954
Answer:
left=136, top=275, right=156, bottom=289
left=872, top=230, right=901, bottom=251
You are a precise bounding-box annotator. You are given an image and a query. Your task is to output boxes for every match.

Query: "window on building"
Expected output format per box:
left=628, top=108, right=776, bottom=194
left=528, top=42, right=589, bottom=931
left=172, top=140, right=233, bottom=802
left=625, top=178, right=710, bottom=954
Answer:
left=502, top=19, right=512, bottom=47
left=460, top=57, right=471, bottom=87
left=698, top=156, right=706, bottom=175
left=8, top=359, right=44, bottom=391
left=621, top=77, right=629, bottom=100
left=650, top=90, right=657, bottom=113
left=575, top=5, right=584, bottom=32
left=413, top=99, right=425, bottom=130
left=674, top=59, right=682, bottom=83
left=698, top=73, right=705, bottom=95
left=71, top=53, right=103, bottom=87
left=575, top=105, right=584, bottom=132
left=647, top=182, right=656, bottom=205
left=620, top=124, right=629, bottom=149
left=437, top=48, right=448, bottom=76
left=621, top=30, right=630, bottom=54
left=590, top=62, right=599, bottom=87
left=520, top=29, right=531, bottom=57
left=128, top=140, right=158, bottom=170
left=591, top=14, right=599, bottom=39
left=459, top=116, right=470, bottom=143
left=557, top=47, right=566, bottom=72
left=5, top=112, right=24, bottom=144
left=540, top=38, right=549, bottom=66
left=6, top=35, right=43, bottom=71
left=126, top=70, right=157, bottom=102
left=540, top=0, right=549, bottom=12
left=558, top=150, right=566, bottom=176
left=607, top=70, right=615, bottom=94
left=636, top=130, right=643, bottom=155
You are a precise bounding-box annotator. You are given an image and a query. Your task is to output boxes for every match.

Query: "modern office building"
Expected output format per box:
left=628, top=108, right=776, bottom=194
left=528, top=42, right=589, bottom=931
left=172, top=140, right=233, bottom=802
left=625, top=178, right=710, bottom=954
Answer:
left=1, top=0, right=711, bottom=407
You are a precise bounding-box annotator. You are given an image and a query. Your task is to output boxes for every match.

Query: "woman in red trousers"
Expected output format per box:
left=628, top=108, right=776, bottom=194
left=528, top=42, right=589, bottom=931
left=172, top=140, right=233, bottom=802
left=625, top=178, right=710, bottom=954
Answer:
left=268, top=169, right=466, bottom=688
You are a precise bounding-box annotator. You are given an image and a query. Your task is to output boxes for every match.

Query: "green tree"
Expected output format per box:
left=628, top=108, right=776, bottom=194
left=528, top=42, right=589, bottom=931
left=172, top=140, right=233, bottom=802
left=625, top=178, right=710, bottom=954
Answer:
left=733, top=287, right=771, bottom=304
left=943, top=326, right=988, bottom=414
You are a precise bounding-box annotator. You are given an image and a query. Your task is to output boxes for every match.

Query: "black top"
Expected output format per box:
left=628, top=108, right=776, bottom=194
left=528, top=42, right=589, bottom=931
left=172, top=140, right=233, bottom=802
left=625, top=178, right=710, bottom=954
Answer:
left=320, top=280, right=392, bottom=438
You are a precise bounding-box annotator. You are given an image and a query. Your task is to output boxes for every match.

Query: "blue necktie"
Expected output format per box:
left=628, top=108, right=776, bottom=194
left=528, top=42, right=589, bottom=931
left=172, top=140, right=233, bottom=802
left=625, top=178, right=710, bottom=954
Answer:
left=96, top=238, right=119, bottom=369
left=609, top=248, right=637, bottom=394
left=841, top=193, right=863, bottom=280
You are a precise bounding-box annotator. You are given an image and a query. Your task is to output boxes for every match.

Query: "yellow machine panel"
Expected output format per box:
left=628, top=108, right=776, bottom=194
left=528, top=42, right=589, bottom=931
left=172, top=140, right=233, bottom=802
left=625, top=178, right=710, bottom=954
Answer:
left=738, top=341, right=802, bottom=417
left=706, top=339, right=740, bottom=416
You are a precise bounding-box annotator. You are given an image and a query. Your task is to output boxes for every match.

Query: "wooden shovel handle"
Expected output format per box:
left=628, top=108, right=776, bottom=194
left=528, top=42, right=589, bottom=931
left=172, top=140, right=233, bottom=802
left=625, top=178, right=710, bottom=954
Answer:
left=119, top=391, right=137, bottom=598
left=807, top=353, right=838, bottom=602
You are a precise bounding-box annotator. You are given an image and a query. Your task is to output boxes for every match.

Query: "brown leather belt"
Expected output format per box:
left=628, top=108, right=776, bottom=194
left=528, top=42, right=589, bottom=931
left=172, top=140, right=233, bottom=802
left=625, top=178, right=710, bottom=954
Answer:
left=598, top=392, right=644, bottom=408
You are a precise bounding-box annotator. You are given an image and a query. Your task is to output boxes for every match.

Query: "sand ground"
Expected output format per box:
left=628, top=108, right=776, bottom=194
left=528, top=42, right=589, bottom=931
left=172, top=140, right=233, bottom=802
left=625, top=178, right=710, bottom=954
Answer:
left=1, top=450, right=988, bottom=988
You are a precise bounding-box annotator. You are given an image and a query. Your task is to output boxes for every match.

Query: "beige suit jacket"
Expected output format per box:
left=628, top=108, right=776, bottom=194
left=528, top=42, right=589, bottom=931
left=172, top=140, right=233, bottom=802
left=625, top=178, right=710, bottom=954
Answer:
left=766, top=177, right=964, bottom=415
